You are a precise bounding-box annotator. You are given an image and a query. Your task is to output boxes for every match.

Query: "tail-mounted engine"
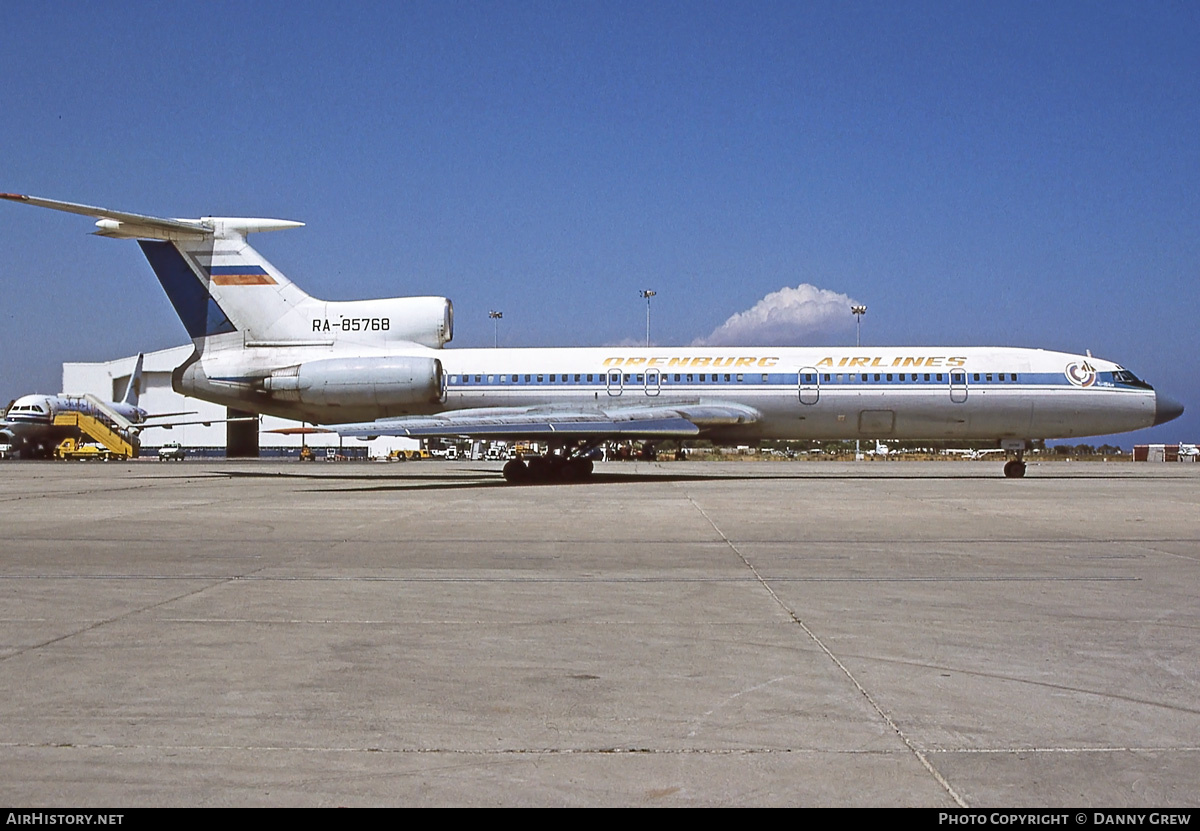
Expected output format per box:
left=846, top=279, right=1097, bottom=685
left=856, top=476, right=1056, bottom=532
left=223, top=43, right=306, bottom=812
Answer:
left=262, top=356, right=445, bottom=408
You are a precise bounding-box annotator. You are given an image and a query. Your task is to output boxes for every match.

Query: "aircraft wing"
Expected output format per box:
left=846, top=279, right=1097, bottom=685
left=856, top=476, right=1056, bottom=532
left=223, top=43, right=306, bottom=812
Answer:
left=137, top=416, right=258, bottom=430
left=330, top=402, right=760, bottom=441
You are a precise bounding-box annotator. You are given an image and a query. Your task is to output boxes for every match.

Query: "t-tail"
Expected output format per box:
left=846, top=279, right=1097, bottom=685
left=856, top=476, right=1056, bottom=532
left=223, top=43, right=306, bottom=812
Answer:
left=0, top=193, right=454, bottom=352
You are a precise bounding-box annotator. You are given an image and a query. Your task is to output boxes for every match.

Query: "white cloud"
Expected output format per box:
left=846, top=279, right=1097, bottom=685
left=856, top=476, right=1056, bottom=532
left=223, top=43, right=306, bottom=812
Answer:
left=693, top=284, right=860, bottom=346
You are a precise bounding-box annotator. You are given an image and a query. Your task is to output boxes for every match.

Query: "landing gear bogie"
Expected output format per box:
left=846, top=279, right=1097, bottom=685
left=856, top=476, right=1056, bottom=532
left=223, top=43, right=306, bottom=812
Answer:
left=502, top=459, right=529, bottom=483
left=501, top=453, right=595, bottom=485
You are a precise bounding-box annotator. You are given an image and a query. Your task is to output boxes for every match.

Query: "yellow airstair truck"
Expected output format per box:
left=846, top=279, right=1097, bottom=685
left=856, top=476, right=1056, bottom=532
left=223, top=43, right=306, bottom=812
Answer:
left=52, top=398, right=138, bottom=461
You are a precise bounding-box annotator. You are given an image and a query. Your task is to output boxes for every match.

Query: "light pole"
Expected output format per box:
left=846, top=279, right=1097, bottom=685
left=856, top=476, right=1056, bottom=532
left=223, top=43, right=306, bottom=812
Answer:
left=489, top=310, right=503, bottom=348
left=851, top=305, right=867, bottom=460
left=640, top=290, right=656, bottom=347
left=851, top=304, right=867, bottom=347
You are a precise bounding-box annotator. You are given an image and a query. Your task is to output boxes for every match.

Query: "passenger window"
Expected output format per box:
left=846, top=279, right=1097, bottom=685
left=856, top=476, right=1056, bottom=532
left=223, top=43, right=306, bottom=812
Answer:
left=761, top=374, right=768, bottom=382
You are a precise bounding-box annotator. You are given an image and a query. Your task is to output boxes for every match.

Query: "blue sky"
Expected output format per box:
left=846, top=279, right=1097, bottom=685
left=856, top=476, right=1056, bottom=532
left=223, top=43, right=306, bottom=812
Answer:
left=1, top=1, right=1196, bottom=445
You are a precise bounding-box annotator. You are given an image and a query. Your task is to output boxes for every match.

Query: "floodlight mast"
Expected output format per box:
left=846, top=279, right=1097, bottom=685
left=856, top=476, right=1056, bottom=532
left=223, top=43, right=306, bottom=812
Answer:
left=640, top=290, right=657, bottom=347
left=851, top=304, right=867, bottom=348
left=489, top=310, right=503, bottom=348
left=851, top=304, right=868, bottom=460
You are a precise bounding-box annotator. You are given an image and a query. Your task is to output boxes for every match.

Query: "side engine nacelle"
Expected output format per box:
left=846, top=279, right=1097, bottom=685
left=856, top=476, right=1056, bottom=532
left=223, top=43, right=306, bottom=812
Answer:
left=262, top=356, right=445, bottom=408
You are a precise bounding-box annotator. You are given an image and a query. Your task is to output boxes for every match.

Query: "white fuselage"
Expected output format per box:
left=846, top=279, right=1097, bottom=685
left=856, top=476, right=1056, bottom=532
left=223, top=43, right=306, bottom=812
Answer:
left=177, top=342, right=1158, bottom=441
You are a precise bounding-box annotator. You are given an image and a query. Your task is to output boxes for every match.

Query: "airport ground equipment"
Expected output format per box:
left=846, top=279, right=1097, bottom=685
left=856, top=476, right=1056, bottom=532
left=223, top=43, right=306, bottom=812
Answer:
left=54, top=437, right=126, bottom=461
left=51, top=411, right=136, bottom=459
left=157, top=442, right=186, bottom=461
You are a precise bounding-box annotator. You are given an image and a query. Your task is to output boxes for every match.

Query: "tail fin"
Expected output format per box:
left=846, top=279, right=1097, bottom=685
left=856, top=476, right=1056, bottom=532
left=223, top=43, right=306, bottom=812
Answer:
left=137, top=233, right=318, bottom=343
left=121, top=353, right=145, bottom=406
left=0, top=193, right=313, bottom=343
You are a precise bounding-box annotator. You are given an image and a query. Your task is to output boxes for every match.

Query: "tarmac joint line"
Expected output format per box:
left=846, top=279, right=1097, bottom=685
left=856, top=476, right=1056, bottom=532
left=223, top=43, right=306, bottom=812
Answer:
left=678, top=488, right=970, bottom=809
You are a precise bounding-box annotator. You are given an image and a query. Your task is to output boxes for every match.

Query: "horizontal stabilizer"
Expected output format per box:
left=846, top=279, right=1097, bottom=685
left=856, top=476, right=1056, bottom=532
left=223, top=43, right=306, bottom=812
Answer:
left=0, top=193, right=302, bottom=241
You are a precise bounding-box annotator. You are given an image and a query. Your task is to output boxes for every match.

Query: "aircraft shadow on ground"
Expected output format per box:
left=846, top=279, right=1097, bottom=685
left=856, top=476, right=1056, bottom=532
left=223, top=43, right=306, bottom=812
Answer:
left=188, top=466, right=1146, bottom=493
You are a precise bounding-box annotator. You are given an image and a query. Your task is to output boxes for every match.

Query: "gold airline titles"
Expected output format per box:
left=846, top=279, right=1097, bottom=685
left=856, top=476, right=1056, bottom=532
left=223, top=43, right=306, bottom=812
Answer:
left=601, top=355, right=968, bottom=369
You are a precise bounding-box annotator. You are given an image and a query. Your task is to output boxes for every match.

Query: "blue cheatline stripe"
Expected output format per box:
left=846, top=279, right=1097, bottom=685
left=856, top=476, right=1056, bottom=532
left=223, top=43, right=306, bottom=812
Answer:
left=138, top=241, right=237, bottom=339
left=443, top=372, right=1135, bottom=390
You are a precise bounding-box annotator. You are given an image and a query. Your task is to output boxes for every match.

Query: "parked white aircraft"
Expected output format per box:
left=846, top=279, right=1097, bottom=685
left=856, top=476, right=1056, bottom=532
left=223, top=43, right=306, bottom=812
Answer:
left=866, top=440, right=894, bottom=457
left=1, top=355, right=148, bottom=459
left=944, top=448, right=1007, bottom=461
left=1, top=192, right=1184, bottom=480
left=0, top=352, right=226, bottom=459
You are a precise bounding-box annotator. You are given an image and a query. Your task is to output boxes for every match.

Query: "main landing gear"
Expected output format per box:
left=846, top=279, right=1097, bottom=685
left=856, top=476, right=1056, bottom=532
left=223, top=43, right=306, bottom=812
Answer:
left=502, top=443, right=600, bottom=484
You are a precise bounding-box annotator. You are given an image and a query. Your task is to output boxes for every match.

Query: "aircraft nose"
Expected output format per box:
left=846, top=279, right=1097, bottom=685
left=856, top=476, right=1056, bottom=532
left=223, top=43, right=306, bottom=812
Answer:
left=1153, top=392, right=1185, bottom=426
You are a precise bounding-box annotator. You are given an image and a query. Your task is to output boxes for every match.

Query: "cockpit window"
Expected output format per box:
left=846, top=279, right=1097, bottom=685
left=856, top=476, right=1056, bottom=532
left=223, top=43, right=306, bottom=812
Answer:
left=1112, top=370, right=1152, bottom=388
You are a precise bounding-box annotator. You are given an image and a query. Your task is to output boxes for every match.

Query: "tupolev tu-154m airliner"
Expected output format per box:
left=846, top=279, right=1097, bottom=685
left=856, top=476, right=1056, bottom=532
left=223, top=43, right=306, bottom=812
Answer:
left=1, top=192, right=1183, bottom=481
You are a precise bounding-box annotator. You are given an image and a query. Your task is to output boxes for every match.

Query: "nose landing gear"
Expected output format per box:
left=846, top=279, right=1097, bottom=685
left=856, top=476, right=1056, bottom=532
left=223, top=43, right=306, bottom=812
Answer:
left=1003, top=459, right=1027, bottom=478
left=1003, top=445, right=1027, bottom=478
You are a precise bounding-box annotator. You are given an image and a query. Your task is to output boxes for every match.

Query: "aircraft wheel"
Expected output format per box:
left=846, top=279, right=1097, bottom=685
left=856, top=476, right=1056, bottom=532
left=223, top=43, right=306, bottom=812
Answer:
left=1003, top=460, right=1026, bottom=478
left=502, top=459, right=529, bottom=483
left=559, top=458, right=589, bottom=482
left=525, top=456, right=550, bottom=482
